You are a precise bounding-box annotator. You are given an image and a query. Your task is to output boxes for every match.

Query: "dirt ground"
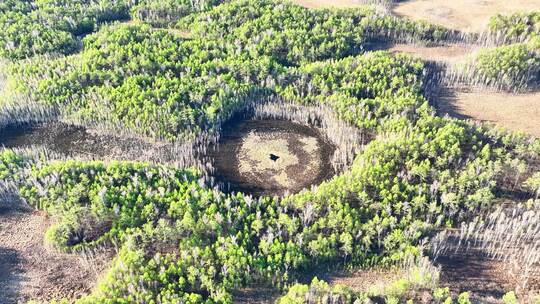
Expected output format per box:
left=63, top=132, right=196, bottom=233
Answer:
left=435, top=250, right=540, bottom=302
left=435, top=254, right=513, bottom=303
left=320, top=268, right=403, bottom=292
left=392, top=0, right=540, bottom=33
left=387, top=43, right=474, bottom=63
left=0, top=205, right=109, bottom=303
left=291, top=0, right=372, bottom=9
left=233, top=286, right=281, bottom=304
left=0, top=122, right=180, bottom=163
left=433, top=87, right=540, bottom=138
left=232, top=267, right=403, bottom=303
left=210, top=119, right=335, bottom=197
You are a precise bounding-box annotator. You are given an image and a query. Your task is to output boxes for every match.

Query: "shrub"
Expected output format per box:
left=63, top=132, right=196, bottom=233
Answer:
left=0, top=0, right=129, bottom=59
left=488, top=11, right=540, bottom=42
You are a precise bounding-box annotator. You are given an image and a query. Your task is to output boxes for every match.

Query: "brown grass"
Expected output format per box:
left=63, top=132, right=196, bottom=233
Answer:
left=436, top=253, right=517, bottom=302
left=392, top=0, right=540, bottom=33
left=388, top=43, right=474, bottom=62
left=434, top=87, right=540, bottom=138
left=290, top=0, right=370, bottom=9
left=0, top=208, right=110, bottom=303
left=325, top=268, right=404, bottom=292
left=233, top=285, right=280, bottom=304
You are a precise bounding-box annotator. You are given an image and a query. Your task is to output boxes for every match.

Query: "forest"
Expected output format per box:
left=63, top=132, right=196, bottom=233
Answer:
left=0, top=0, right=539, bottom=303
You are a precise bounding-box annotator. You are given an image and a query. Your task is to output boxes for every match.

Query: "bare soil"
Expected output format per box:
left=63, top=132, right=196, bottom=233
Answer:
left=392, top=0, right=540, bottom=33
left=435, top=254, right=513, bottom=303
left=233, top=285, right=281, bottom=304
left=209, top=119, right=335, bottom=197
left=0, top=206, right=110, bottom=303
left=435, top=252, right=540, bottom=303
left=367, top=28, right=540, bottom=141
left=373, top=37, right=540, bottom=140
left=387, top=43, right=474, bottom=63
left=0, top=122, right=176, bottom=162
left=319, top=268, right=403, bottom=292
left=432, top=87, right=540, bottom=138
left=291, top=0, right=370, bottom=9
left=230, top=267, right=403, bottom=303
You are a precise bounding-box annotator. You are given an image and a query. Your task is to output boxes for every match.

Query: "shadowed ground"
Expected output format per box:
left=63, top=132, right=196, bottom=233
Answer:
left=0, top=205, right=110, bottom=303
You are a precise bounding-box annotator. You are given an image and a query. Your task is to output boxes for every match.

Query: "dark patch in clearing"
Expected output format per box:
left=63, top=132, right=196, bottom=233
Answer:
left=362, top=39, right=395, bottom=52
left=269, top=153, right=280, bottom=162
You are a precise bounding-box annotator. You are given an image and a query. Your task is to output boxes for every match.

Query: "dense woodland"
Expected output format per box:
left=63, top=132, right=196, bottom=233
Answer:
left=0, top=0, right=540, bottom=303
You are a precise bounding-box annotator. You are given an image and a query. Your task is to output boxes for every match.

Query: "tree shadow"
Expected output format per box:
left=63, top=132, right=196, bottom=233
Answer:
left=0, top=190, right=31, bottom=304
left=0, top=246, right=24, bottom=304
left=363, top=39, right=396, bottom=52
left=430, top=86, right=473, bottom=120
left=0, top=185, right=32, bottom=216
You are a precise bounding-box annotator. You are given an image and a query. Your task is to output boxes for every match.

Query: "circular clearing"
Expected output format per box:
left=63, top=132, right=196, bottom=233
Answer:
left=0, top=122, right=169, bottom=161
left=210, top=119, right=335, bottom=197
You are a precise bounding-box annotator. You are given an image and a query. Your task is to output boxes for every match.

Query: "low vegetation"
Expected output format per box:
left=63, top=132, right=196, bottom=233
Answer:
left=0, top=0, right=130, bottom=59
left=460, top=41, right=540, bottom=91
left=130, top=0, right=225, bottom=27
left=447, top=10, right=540, bottom=92
left=488, top=11, right=540, bottom=43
